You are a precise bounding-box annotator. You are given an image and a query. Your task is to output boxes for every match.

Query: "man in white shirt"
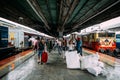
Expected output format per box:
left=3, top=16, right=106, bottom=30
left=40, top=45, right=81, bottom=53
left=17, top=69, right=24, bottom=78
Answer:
left=53, top=39, right=62, bottom=55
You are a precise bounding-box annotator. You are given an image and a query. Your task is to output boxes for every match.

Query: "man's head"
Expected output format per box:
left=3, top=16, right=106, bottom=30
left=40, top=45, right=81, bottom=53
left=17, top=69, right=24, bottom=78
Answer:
left=77, top=36, right=80, bottom=40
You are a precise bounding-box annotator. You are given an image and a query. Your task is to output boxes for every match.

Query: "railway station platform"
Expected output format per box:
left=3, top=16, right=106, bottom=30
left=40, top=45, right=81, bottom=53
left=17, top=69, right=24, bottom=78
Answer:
left=0, top=49, right=120, bottom=80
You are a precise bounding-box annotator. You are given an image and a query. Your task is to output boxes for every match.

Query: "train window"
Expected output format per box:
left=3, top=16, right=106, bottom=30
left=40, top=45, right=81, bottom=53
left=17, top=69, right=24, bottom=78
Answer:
left=107, top=33, right=115, bottom=37
left=90, top=34, right=94, bottom=39
left=90, top=34, right=95, bottom=42
left=116, top=34, right=120, bottom=38
left=83, top=36, right=88, bottom=41
left=98, top=33, right=106, bottom=37
left=116, top=34, right=120, bottom=42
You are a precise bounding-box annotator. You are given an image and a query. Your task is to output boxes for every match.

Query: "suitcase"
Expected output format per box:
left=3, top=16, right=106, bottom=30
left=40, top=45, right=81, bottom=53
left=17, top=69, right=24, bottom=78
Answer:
left=41, top=51, right=48, bottom=63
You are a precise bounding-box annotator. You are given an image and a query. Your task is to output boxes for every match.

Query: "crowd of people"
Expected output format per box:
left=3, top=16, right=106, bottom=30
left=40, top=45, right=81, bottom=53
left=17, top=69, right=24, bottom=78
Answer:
left=29, top=35, right=83, bottom=64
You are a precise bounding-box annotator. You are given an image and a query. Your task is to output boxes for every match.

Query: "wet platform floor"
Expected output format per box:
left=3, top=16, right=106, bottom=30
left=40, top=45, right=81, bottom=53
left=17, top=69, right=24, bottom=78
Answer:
left=0, top=51, right=107, bottom=80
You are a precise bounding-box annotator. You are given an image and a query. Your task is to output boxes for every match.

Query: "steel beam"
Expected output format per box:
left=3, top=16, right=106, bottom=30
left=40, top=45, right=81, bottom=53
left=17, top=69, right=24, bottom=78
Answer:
left=74, top=0, right=100, bottom=24
left=45, top=0, right=53, bottom=24
left=72, top=0, right=120, bottom=29
left=61, top=0, right=78, bottom=29
left=27, top=0, right=50, bottom=30
left=68, top=0, right=88, bottom=24
left=58, top=0, right=62, bottom=25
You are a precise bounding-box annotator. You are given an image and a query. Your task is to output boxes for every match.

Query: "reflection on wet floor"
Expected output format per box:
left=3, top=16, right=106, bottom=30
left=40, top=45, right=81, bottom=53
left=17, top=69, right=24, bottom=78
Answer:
left=0, top=50, right=32, bottom=66
left=1, top=51, right=108, bottom=80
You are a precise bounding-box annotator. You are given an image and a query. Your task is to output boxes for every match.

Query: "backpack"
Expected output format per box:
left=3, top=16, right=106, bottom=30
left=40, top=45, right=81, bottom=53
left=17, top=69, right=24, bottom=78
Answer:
left=38, top=41, right=44, bottom=50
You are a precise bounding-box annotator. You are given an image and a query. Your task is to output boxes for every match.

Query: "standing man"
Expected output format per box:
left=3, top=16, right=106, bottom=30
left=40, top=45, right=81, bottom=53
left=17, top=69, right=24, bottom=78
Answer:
left=76, top=36, right=82, bottom=56
left=53, top=38, right=58, bottom=51
left=62, top=37, right=67, bottom=58
left=57, top=39, right=63, bottom=55
left=37, top=37, right=45, bottom=64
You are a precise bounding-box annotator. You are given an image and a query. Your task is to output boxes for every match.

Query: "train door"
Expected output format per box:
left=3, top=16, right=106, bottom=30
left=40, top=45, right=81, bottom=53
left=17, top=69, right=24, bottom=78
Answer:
left=18, top=30, right=24, bottom=48
left=24, top=34, right=29, bottom=48
left=14, top=31, right=19, bottom=48
left=89, top=33, right=95, bottom=49
left=9, top=27, right=17, bottom=47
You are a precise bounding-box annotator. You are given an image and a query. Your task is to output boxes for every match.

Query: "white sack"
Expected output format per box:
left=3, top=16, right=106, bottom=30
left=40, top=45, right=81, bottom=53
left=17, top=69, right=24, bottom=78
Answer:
left=87, top=67, right=102, bottom=76
left=107, top=65, right=120, bottom=80
left=80, top=56, right=89, bottom=70
left=65, top=51, right=80, bottom=69
left=80, top=54, right=100, bottom=70
left=98, top=61, right=104, bottom=68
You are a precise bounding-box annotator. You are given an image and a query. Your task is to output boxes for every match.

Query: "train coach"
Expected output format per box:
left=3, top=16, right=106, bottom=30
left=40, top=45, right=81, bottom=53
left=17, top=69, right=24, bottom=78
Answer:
left=82, top=30, right=116, bottom=55
left=0, top=18, right=41, bottom=60
left=113, top=32, right=120, bottom=57
left=0, top=21, right=15, bottom=60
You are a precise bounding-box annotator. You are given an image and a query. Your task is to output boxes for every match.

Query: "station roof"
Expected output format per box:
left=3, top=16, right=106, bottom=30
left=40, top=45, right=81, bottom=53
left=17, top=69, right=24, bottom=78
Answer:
left=0, top=0, right=120, bottom=37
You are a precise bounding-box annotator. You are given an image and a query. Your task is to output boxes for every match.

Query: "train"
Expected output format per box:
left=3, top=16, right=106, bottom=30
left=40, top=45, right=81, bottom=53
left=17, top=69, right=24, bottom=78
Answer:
left=113, top=32, right=120, bottom=57
left=81, top=30, right=116, bottom=55
left=0, top=17, right=50, bottom=60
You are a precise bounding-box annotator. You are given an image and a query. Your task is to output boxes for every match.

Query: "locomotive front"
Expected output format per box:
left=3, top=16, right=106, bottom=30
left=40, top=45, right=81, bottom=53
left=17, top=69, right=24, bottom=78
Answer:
left=97, top=31, right=116, bottom=53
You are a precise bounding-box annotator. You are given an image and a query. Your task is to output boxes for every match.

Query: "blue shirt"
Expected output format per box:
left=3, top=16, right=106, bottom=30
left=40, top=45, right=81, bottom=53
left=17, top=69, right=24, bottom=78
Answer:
left=76, top=40, right=82, bottom=48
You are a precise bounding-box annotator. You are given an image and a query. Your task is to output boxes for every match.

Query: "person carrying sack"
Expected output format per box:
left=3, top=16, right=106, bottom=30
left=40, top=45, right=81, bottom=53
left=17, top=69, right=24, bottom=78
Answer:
left=76, top=36, right=82, bottom=56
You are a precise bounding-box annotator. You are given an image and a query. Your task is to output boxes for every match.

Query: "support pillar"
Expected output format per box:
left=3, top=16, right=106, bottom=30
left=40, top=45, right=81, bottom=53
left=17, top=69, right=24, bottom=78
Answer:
left=59, top=31, right=63, bottom=38
left=57, top=27, right=64, bottom=38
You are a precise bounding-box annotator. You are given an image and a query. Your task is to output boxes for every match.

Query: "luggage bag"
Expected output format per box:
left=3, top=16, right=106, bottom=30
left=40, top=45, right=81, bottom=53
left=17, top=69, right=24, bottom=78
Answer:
left=41, top=51, right=48, bottom=63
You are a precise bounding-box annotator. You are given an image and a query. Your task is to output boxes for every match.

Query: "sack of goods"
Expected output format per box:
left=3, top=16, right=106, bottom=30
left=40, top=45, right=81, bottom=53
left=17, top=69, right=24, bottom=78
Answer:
left=80, top=54, right=105, bottom=76
left=106, top=64, right=120, bottom=80
left=65, top=51, right=80, bottom=69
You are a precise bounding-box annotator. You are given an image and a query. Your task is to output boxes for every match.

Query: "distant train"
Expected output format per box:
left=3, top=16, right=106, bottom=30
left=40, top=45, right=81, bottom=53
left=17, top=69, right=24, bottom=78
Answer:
left=0, top=18, right=45, bottom=60
left=0, top=20, right=40, bottom=49
left=82, top=30, right=116, bottom=54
